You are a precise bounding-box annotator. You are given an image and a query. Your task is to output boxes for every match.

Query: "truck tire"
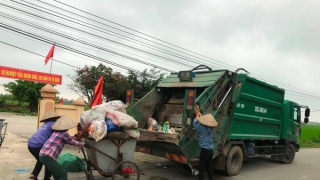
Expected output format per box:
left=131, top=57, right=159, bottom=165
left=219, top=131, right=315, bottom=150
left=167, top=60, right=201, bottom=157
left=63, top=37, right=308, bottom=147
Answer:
left=225, top=145, right=243, bottom=176
left=281, top=143, right=295, bottom=164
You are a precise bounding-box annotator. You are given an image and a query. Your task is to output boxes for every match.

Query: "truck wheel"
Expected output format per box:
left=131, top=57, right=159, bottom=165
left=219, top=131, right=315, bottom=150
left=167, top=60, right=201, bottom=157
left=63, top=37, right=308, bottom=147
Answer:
left=225, top=145, right=243, bottom=176
left=281, top=143, right=295, bottom=164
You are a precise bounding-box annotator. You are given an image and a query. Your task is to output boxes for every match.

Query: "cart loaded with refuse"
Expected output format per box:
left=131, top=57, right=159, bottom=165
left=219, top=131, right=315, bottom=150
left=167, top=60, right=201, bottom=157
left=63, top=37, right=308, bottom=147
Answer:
left=76, top=101, right=141, bottom=180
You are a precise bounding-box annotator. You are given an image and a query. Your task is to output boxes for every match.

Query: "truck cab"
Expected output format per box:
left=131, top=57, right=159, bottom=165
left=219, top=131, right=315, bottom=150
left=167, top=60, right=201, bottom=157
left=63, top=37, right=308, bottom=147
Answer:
left=282, top=101, right=310, bottom=152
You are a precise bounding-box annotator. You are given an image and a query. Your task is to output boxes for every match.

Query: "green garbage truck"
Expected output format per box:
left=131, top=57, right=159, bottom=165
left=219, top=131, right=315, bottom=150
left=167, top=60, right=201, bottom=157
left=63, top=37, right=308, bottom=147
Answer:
left=126, top=65, right=310, bottom=176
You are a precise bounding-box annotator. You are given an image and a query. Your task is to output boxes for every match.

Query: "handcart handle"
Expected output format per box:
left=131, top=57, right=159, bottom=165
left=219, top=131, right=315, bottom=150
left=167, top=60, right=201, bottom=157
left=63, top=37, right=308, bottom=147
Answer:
left=80, top=147, right=89, bottom=163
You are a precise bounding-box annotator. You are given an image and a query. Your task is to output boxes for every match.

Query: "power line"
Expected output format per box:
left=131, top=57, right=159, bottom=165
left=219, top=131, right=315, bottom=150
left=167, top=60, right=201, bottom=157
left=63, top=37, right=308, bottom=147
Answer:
left=2, top=17, right=320, bottom=100
left=0, top=40, right=79, bottom=69
left=0, top=28, right=163, bottom=75
left=0, top=2, right=181, bottom=72
left=286, top=89, right=320, bottom=100
left=49, top=0, right=234, bottom=69
left=286, top=93, right=320, bottom=100
left=49, top=0, right=320, bottom=98
left=9, top=0, right=221, bottom=70
left=2, top=26, right=320, bottom=101
left=2, top=19, right=320, bottom=100
left=2, top=1, right=320, bottom=101
left=0, top=28, right=130, bottom=74
left=250, top=74, right=320, bottom=97
left=0, top=2, right=196, bottom=69
left=0, top=12, right=175, bottom=72
left=0, top=3, right=190, bottom=71
left=0, top=23, right=142, bottom=74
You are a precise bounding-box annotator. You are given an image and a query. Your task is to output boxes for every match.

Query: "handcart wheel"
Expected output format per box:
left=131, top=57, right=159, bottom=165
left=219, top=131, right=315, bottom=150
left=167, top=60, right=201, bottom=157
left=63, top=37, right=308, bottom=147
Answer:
left=85, top=161, right=95, bottom=180
left=112, top=161, right=140, bottom=180
left=86, top=172, right=94, bottom=180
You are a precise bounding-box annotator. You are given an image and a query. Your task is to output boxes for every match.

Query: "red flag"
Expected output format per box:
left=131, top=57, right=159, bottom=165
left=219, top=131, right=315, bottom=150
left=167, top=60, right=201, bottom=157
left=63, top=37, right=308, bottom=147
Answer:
left=90, top=75, right=104, bottom=109
left=44, top=44, right=55, bottom=65
left=59, top=97, right=64, bottom=105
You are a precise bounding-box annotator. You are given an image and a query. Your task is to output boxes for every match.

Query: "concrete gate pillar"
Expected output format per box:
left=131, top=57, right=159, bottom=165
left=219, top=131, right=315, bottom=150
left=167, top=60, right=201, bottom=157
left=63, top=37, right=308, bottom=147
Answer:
left=73, top=97, right=86, bottom=118
left=68, top=97, right=86, bottom=135
left=38, top=84, right=57, bottom=129
left=37, top=84, right=86, bottom=136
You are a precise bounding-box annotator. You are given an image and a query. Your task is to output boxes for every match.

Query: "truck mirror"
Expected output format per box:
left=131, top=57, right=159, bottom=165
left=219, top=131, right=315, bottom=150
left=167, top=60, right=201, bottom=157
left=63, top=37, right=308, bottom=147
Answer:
left=304, top=117, right=309, bottom=124
left=305, top=108, right=310, bottom=117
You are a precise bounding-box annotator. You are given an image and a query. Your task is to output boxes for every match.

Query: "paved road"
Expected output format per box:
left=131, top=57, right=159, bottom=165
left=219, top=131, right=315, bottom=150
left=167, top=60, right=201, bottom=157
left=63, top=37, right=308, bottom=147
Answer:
left=0, top=112, right=38, bottom=139
left=0, top=112, right=319, bottom=180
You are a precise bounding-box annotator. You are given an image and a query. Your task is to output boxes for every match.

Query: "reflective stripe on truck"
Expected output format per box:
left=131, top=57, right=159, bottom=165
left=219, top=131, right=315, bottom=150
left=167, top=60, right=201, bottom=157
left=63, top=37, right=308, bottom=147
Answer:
left=166, top=153, right=187, bottom=164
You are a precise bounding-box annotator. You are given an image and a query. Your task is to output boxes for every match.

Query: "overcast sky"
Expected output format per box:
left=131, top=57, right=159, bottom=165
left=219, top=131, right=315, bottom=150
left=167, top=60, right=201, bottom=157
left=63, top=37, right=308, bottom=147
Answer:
left=0, top=0, right=319, bottom=122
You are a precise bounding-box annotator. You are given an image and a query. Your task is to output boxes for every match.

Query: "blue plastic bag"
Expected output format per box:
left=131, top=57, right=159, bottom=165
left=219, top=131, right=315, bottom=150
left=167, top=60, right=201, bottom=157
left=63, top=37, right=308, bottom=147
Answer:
left=105, top=118, right=123, bottom=132
left=245, top=142, right=255, bottom=156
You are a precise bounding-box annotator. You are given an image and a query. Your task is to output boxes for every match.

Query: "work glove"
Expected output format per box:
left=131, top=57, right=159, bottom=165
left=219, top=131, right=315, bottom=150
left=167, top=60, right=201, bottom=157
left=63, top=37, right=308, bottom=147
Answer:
left=84, top=143, right=91, bottom=149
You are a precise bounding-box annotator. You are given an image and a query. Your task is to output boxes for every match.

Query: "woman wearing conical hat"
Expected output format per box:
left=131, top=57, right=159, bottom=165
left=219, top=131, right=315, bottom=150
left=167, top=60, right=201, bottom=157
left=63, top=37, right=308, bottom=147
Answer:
left=39, top=116, right=90, bottom=180
left=193, top=105, right=217, bottom=180
left=28, top=111, right=61, bottom=180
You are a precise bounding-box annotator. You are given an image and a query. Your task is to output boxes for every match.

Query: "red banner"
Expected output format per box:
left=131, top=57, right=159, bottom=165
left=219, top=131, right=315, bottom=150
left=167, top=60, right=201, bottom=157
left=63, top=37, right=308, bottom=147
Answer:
left=0, top=66, right=62, bottom=85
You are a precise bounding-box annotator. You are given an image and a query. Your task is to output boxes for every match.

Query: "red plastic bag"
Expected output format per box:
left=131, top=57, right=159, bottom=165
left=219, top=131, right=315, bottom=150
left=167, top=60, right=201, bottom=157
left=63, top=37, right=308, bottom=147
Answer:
left=122, top=168, right=133, bottom=174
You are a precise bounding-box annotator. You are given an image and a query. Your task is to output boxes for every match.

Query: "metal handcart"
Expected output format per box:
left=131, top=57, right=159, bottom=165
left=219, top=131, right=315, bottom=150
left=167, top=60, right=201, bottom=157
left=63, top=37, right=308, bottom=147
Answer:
left=79, top=131, right=140, bottom=180
left=0, top=119, right=8, bottom=147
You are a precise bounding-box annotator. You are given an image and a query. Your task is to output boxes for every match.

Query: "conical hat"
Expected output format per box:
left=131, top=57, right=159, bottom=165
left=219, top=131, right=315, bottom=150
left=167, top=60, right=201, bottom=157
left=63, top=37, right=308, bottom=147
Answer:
left=52, top=116, right=77, bottom=131
left=197, top=114, right=218, bottom=127
left=40, top=111, right=61, bottom=122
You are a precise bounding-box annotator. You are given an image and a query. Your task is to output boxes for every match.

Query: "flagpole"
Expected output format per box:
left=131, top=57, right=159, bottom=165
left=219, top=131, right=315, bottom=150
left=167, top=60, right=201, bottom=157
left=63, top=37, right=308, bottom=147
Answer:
left=50, top=57, right=53, bottom=74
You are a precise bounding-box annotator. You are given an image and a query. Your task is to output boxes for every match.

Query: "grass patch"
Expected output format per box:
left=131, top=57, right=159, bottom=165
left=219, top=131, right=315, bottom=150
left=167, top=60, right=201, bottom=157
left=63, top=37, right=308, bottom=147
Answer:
left=300, top=124, right=320, bottom=148
left=0, top=107, right=37, bottom=116
left=3, top=100, right=28, bottom=106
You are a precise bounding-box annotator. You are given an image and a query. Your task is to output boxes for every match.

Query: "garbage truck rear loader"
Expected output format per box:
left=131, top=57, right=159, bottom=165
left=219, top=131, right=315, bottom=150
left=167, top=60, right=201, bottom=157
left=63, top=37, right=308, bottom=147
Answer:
left=127, top=65, right=310, bottom=176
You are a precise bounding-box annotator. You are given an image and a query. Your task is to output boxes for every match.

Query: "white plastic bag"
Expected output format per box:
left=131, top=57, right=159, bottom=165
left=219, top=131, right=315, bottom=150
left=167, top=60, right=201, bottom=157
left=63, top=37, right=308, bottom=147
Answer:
left=169, top=127, right=176, bottom=134
left=106, top=109, right=138, bottom=128
left=105, top=100, right=127, bottom=114
left=147, top=117, right=158, bottom=129
left=124, top=129, right=140, bottom=139
left=90, top=104, right=108, bottom=122
left=79, top=110, right=91, bottom=129
left=88, top=120, right=107, bottom=142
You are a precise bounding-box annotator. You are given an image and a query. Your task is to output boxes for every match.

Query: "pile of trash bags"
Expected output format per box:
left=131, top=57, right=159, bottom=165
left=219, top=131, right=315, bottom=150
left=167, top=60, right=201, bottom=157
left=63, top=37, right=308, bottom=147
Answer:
left=79, top=100, right=140, bottom=142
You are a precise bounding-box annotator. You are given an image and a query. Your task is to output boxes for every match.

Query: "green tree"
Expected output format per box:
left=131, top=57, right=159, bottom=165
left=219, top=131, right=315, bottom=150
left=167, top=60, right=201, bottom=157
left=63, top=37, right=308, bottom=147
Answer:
left=0, top=94, right=13, bottom=108
left=68, top=63, right=129, bottom=105
left=127, top=68, right=166, bottom=99
left=3, top=80, right=46, bottom=112
left=68, top=64, right=166, bottom=106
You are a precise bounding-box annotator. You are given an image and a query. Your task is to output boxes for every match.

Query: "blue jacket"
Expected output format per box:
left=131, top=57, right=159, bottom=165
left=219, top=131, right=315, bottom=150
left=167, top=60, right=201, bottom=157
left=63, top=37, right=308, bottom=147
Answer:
left=28, top=121, right=55, bottom=148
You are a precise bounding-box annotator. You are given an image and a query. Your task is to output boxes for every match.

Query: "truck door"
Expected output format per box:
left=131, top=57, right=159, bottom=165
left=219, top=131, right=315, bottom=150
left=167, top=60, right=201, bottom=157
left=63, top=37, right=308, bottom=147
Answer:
left=289, top=103, right=300, bottom=139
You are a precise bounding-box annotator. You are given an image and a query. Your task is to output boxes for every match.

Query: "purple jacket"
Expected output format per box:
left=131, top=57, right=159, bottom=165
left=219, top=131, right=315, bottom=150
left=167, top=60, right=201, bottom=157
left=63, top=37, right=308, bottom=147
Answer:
left=28, top=121, right=55, bottom=148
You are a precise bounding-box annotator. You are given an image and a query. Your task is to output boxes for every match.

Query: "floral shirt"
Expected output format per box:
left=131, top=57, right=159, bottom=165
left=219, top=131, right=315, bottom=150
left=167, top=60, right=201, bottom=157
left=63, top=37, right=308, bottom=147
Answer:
left=193, top=119, right=214, bottom=150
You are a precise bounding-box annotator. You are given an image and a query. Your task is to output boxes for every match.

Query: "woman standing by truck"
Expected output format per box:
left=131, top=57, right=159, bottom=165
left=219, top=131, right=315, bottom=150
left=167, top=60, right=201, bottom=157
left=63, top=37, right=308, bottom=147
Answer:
left=193, top=105, right=216, bottom=180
